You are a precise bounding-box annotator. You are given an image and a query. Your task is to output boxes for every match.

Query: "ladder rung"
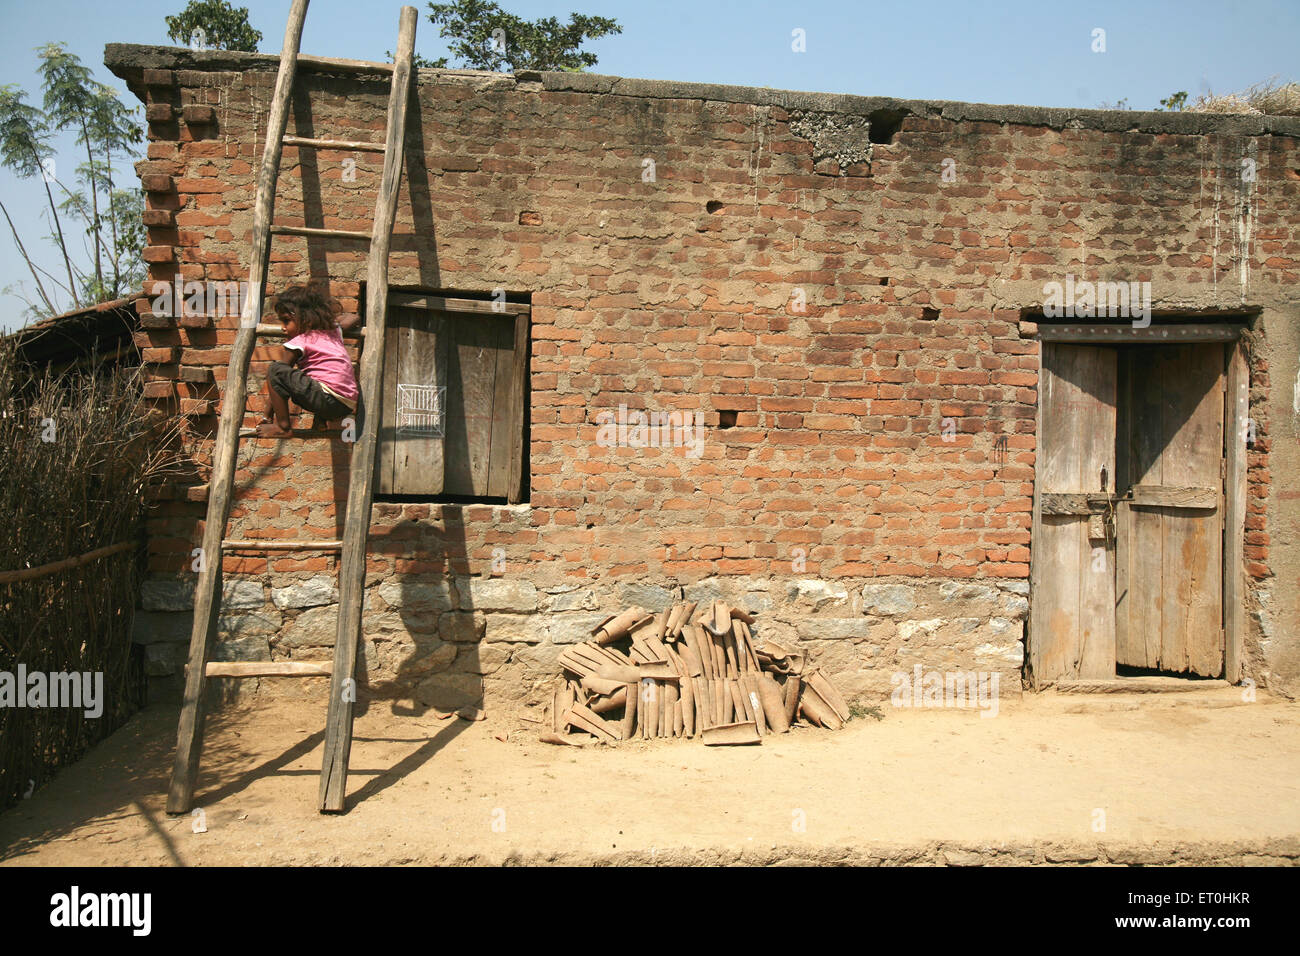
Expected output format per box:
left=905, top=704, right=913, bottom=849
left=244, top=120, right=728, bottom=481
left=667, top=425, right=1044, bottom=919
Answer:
left=222, top=539, right=343, bottom=551
left=270, top=225, right=370, bottom=241
left=255, top=323, right=365, bottom=337
left=283, top=134, right=386, bottom=153
left=205, top=661, right=332, bottom=678
left=296, top=53, right=395, bottom=76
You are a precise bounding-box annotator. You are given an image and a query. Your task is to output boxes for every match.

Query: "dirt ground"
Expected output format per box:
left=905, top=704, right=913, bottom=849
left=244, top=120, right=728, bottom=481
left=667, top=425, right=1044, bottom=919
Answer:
left=2, top=686, right=1299, bottom=866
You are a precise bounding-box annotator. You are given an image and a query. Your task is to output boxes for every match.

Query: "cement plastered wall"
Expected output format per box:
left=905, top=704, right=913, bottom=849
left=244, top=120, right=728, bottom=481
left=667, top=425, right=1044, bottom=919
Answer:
left=106, top=45, right=1300, bottom=709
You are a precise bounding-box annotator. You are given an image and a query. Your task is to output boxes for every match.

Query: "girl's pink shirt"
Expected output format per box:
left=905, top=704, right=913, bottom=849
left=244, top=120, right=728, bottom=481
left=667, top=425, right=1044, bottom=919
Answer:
left=282, top=327, right=359, bottom=401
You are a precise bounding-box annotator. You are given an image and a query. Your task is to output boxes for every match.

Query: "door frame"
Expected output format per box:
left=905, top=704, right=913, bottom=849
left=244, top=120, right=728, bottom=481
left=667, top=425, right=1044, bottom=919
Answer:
left=1027, top=324, right=1248, bottom=687
left=1223, top=337, right=1248, bottom=683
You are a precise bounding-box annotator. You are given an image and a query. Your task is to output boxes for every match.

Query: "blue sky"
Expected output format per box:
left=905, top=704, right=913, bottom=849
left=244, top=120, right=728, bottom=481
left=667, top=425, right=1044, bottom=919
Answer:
left=2, top=0, right=1298, bottom=329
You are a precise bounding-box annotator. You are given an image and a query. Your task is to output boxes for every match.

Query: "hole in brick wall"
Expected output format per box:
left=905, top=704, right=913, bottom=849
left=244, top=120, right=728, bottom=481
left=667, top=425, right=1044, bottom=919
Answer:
left=920, top=307, right=940, bottom=320
left=706, top=200, right=724, bottom=214
left=867, top=108, right=908, bottom=144
left=879, top=277, right=890, bottom=286
left=718, top=409, right=738, bottom=429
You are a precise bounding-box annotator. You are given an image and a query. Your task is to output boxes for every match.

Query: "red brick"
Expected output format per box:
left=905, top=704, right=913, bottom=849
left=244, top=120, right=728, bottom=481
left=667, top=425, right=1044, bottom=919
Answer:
left=142, top=245, right=175, bottom=263
left=174, top=177, right=227, bottom=193
left=141, top=173, right=174, bottom=192
left=182, top=104, right=216, bottom=125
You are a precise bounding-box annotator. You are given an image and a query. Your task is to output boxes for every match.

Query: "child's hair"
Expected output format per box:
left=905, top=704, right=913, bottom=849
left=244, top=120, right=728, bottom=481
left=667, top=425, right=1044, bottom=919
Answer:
left=273, top=284, right=341, bottom=333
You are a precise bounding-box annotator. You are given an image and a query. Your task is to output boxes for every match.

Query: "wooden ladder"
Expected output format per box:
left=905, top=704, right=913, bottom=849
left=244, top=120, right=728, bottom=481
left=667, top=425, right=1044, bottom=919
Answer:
left=166, top=0, right=418, bottom=815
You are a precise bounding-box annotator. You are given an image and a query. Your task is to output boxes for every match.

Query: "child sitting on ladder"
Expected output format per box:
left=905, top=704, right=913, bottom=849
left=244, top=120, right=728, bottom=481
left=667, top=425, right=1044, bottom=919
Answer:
left=257, top=284, right=361, bottom=437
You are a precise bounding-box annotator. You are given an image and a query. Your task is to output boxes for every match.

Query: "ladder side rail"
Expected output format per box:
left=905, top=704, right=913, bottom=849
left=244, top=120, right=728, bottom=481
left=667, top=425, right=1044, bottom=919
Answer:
left=318, top=4, right=418, bottom=813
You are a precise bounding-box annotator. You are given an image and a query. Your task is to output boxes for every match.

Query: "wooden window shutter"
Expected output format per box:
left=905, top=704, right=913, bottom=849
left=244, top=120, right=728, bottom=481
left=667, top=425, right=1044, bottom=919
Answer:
left=375, top=294, right=529, bottom=501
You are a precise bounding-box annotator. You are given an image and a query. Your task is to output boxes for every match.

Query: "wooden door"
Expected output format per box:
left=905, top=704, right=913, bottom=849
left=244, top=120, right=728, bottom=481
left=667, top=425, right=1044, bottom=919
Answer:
left=1030, top=344, right=1118, bottom=681
left=443, top=314, right=515, bottom=498
left=377, top=304, right=449, bottom=496
left=1115, top=345, right=1225, bottom=676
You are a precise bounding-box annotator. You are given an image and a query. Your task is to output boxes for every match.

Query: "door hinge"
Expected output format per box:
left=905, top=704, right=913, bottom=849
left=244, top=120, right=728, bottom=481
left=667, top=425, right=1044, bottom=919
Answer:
left=1220, top=459, right=1226, bottom=480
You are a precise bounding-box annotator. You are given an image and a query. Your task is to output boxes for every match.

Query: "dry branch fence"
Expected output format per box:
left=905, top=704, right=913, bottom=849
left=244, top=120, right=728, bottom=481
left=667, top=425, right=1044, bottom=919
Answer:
left=0, top=340, right=184, bottom=809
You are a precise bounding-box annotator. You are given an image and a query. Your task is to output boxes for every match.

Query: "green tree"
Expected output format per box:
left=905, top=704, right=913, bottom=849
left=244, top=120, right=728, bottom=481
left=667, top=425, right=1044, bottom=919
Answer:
left=417, top=0, right=621, bottom=72
left=0, top=45, right=144, bottom=318
left=1156, top=91, right=1188, bottom=112
left=0, top=84, right=73, bottom=312
left=165, top=0, right=261, bottom=53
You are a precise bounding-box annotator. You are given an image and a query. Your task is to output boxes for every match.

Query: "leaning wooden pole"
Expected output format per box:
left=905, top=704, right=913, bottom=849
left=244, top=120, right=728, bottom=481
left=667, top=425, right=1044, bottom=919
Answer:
left=318, top=4, right=417, bottom=813
left=0, top=539, right=136, bottom=585
left=166, top=0, right=311, bottom=815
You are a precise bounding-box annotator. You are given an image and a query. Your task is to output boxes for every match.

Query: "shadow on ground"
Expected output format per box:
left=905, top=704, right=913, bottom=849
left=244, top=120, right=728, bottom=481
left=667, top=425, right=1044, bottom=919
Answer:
left=0, top=695, right=471, bottom=862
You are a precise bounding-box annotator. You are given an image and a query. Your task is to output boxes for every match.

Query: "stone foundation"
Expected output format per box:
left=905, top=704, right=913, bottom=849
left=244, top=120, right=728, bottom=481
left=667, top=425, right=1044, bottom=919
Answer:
left=134, top=572, right=1026, bottom=709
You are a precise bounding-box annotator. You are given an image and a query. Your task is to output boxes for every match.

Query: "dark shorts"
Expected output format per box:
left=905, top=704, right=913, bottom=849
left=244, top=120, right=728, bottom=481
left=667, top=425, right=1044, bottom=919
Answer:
left=268, top=361, right=352, bottom=420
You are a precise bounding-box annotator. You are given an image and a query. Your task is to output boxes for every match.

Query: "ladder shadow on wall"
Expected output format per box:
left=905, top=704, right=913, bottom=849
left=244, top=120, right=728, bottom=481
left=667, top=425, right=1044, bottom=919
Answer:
left=382, top=504, right=482, bottom=722
left=287, top=84, right=489, bottom=750
left=288, top=82, right=442, bottom=285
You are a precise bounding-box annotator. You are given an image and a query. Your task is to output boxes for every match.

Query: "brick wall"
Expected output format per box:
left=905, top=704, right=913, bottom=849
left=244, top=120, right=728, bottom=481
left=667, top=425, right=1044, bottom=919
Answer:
left=106, top=46, right=1300, bottom=708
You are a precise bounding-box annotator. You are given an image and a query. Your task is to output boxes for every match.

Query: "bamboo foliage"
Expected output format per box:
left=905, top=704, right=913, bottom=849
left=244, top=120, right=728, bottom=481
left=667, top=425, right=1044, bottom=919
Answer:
left=0, top=341, right=185, bottom=808
left=0, top=43, right=144, bottom=319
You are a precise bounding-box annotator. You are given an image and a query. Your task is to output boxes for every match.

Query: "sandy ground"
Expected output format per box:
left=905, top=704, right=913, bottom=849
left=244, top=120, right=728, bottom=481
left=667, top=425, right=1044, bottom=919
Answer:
left=2, top=687, right=1299, bottom=866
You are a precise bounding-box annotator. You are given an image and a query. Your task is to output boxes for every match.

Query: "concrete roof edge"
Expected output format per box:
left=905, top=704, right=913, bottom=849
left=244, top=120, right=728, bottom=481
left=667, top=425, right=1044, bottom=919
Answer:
left=103, top=44, right=1300, bottom=138
left=545, top=72, right=1300, bottom=137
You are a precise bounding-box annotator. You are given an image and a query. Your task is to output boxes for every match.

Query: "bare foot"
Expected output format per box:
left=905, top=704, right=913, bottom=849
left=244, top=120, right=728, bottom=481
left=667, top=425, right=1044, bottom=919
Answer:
left=256, top=422, right=293, bottom=438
